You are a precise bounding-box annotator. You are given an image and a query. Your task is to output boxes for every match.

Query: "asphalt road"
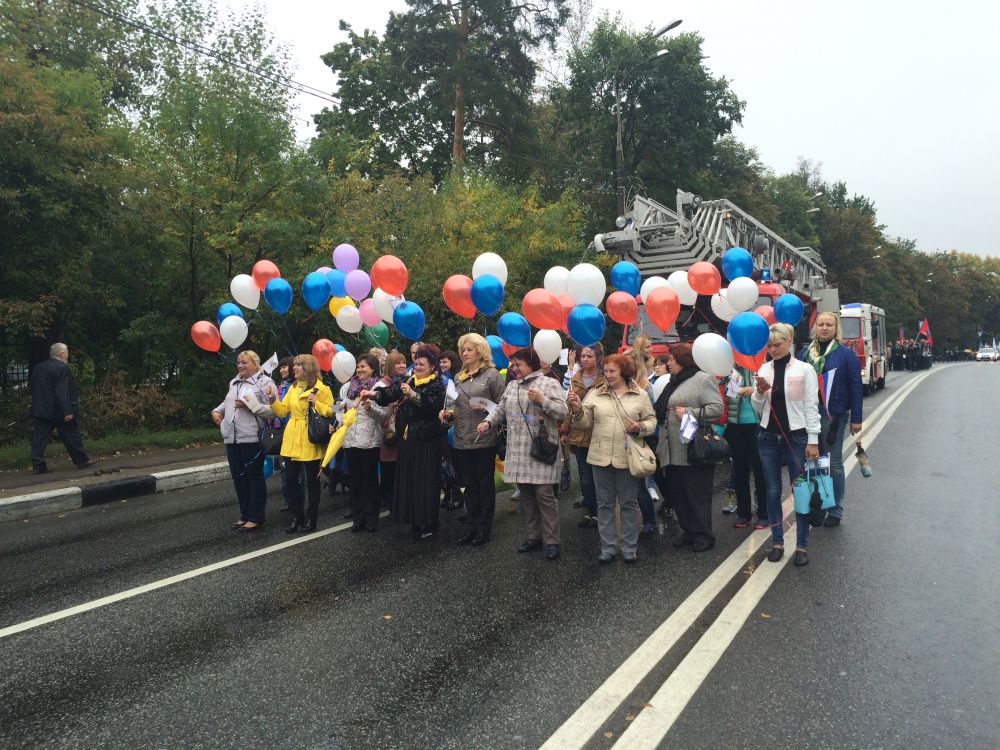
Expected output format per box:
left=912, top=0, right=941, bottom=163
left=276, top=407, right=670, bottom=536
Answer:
left=1, top=365, right=996, bottom=750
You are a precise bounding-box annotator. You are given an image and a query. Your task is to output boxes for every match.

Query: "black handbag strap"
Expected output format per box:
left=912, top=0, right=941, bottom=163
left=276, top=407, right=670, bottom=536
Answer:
left=515, top=382, right=548, bottom=441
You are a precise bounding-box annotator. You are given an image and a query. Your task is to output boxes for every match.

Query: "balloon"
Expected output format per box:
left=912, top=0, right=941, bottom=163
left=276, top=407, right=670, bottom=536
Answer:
left=639, top=276, right=669, bottom=303
left=710, top=291, right=738, bottom=322
left=567, top=303, right=606, bottom=346
left=498, top=312, right=531, bottom=347
left=442, top=275, right=476, bottom=319
left=362, top=322, right=389, bottom=348
left=726, top=276, right=759, bottom=312
left=216, top=303, right=244, bottom=326
left=335, top=344, right=345, bottom=352
left=470, top=274, right=504, bottom=316
left=667, top=271, right=698, bottom=306
left=312, top=338, right=336, bottom=372
left=487, top=335, right=509, bottom=369
left=191, top=321, right=221, bottom=352
left=606, top=291, right=638, bottom=325
left=393, top=301, right=426, bottom=340
left=543, top=266, right=570, bottom=296
left=727, top=312, right=771, bottom=356
left=722, top=247, right=754, bottom=281
left=230, top=274, right=260, bottom=310
left=302, top=272, right=332, bottom=312
left=447, top=426, right=455, bottom=449
left=252, top=259, right=280, bottom=291
left=567, top=263, right=606, bottom=306
left=521, top=288, right=563, bottom=330
left=734, top=348, right=767, bottom=372
left=359, top=298, right=381, bottom=327
left=264, top=278, right=293, bottom=315
left=501, top=340, right=518, bottom=359
left=692, top=333, right=735, bottom=377
left=557, top=295, right=575, bottom=330
left=262, top=455, right=274, bottom=480
left=645, top=286, right=681, bottom=332
left=331, top=350, right=357, bottom=383
left=332, top=243, right=359, bottom=272
left=373, top=287, right=404, bottom=323
left=472, top=252, right=508, bottom=286
left=534, top=329, right=562, bottom=365
left=336, top=304, right=363, bottom=334
left=328, top=296, right=351, bottom=316
left=219, top=316, right=248, bottom=349
left=610, top=261, right=641, bottom=296
left=344, top=269, right=371, bottom=301
left=688, top=261, right=721, bottom=296
left=774, top=293, right=804, bottom=325
left=326, top=269, right=347, bottom=298
left=316, top=265, right=332, bottom=275
left=370, top=255, right=408, bottom=296
left=755, top=305, right=777, bottom=326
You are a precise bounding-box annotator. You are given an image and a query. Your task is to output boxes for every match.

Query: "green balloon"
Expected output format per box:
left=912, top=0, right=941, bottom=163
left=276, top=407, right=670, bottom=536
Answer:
left=362, top=322, right=389, bottom=348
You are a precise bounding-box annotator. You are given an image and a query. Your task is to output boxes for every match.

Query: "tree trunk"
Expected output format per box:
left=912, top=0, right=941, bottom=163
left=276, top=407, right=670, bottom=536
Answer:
left=451, top=3, right=468, bottom=168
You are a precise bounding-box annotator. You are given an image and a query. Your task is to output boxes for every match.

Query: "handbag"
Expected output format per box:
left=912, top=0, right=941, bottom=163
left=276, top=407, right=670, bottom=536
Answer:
left=496, top=425, right=507, bottom=461
left=687, top=407, right=733, bottom=465
left=259, top=422, right=284, bottom=455
left=307, top=403, right=334, bottom=445
left=624, top=435, right=657, bottom=478
left=792, top=465, right=836, bottom=515
left=518, top=387, right=558, bottom=465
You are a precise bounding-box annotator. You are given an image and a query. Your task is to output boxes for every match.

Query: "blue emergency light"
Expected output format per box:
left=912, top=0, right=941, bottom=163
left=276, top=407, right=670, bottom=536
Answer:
left=760, top=268, right=771, bottom=281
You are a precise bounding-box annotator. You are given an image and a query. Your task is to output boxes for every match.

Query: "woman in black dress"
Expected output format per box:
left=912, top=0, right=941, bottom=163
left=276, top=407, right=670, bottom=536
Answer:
left=361, top=344, right=446, bottom=541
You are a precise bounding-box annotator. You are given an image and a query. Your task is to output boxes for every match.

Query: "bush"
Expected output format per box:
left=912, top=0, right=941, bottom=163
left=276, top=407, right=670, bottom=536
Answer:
left=80, top=373, right=183, bottom=439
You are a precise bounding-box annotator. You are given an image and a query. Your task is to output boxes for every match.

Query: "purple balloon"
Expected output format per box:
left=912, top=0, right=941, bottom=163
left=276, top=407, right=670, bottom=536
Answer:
left=316, top=265, right=333, bottom=274
left=345, top=269, right=371, bottom=300
left=332, top=243, right=359, bottom=272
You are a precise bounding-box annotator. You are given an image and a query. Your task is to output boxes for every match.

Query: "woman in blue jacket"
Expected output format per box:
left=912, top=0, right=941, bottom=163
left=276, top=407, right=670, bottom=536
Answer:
left=799, top=312, right=864, bottom=527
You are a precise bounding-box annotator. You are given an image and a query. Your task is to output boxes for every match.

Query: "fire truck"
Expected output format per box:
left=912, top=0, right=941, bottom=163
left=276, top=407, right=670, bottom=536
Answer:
left=839, top=303, right=888, bottom=394
left=594, top=191, right=841, bottom=353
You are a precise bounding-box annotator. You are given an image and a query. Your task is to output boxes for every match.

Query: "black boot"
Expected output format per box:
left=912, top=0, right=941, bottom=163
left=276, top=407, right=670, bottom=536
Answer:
left=286, top=517, right=304, bottom=534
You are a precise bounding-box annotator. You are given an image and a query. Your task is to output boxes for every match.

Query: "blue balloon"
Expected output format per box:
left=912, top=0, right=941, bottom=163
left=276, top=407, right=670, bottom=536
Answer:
left=610, top=261, right=642, bottom=296
left=216, top=302, right=244, bottom=326
left=326, top=269, right=347, bottom=298
left=497, top=312, right=531, bottom=347
left=335, top=344, right=345, bottom=353
left=264, top=278, right=293, bottom=315
left=727, top=311, right=770, bottom=356
left=470, top=274, right=505, bottom=316
left=567, top=303, right=606, bottom=347
left=302, top=272, right=331, bottom=312
left=487, top=335, right=508, bottom=369
left=447, top=426, right=455, bottom=449
left=393, top=301, right=426, bottom=340
left=774, top=294, right=804, bottom=326
left=262, top=455, right=274, bottom=480
left=721, top=247, right=754, bottom=281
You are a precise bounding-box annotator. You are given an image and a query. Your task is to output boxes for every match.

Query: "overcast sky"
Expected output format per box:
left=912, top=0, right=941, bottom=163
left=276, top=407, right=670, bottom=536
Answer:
left=252, top=0, right=998, bottom=258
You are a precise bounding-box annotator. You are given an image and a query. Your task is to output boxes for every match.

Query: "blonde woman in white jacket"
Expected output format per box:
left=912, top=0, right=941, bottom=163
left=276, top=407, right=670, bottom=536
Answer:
left=752, top=323, right=821, bottom=567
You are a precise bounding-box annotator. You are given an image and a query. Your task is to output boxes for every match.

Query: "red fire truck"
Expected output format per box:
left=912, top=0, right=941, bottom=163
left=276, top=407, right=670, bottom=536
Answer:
left=839, top=303, right=888, bottom=394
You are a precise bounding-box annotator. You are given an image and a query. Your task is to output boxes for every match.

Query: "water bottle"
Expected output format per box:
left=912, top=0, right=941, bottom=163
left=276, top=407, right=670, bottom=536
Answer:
left=855, top=443, right=873, bottom=478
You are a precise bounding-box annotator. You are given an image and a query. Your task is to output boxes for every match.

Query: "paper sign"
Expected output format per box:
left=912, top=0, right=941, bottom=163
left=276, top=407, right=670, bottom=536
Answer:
left=679, top=412, right=699, bottom=443
left=261, top=352, right=279, bottom=375
left=446, top=379, right=459, bottom=401
left=726, top=374, right=741, bottom=398
left=558, top=348, right=569, bottom=365
left=469, top=397, right=497, bottom=416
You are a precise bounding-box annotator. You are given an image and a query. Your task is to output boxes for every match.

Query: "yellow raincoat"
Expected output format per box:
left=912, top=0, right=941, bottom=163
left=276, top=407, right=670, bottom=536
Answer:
left=269, top=381, right=334, bottom=461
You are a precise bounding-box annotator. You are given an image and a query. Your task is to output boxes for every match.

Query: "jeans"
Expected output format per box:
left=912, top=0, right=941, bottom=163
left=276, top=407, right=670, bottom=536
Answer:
left=757, top=430, right=809, bottom=549
left=572, top=444, right=597, bottom=515
left=821, top=413, right=848, bottom=518
left=225, top=442, right=268, bottom=524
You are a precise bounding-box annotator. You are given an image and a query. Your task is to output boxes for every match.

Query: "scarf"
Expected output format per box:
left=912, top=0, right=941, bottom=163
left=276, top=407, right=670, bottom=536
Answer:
left=654, top=366, right=697, bottom=423
left=348, top=374, right=377, bottom=400
left=804, top=338, right=839, bottom=375
left=411, top=372, right=437, bottom=387
left=457, top=364, right=484, bottom=381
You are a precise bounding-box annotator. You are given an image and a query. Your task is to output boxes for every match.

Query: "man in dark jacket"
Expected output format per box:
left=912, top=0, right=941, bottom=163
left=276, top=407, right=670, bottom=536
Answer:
left=29, top=343, right=95, bottom=474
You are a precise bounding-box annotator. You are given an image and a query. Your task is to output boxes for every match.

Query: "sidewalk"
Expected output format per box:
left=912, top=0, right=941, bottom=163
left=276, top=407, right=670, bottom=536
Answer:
left=0, top=444, right=231, bottom=521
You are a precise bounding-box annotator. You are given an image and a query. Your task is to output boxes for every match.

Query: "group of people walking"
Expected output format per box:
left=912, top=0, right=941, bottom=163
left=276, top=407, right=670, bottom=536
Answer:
left=211, top=311, right=864, bottom=567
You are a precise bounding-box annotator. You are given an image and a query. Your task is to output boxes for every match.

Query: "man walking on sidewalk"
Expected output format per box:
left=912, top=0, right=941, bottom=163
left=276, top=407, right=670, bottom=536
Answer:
left=29, top=343, right=96, bottom=474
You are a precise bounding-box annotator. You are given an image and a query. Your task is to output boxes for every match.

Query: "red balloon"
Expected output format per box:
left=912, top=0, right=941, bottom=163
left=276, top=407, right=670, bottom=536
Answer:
left=252, top=259, right=280, bottom=291
left=645, top=286, right=681, bottom=332
left=733, top=348, right=767, bottom=371
left=522, top=288, right=564, bottom=330
left=557, top=295, right=575, bottom=331
left=442, top=275, right=476, bottom=319
left=191, top=321, right=221, bottom=352
left=606, top=291, right=638, bottom=325
left=688, top=261, right=721, bottom=296
left=312, top=339, right=336, bottom=372
left=371, top=255, right=409, bottom=296
left=501, top=340, right=518, bottom=358
left=754, top=305, right=777, bottom=326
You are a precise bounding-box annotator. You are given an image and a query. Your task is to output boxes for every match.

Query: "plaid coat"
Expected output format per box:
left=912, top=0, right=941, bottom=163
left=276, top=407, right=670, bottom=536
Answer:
left=487, top=369, right=569, bottom=485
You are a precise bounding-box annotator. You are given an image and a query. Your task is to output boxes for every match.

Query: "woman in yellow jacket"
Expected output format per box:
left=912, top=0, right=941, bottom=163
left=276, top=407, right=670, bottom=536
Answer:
left=269, top=354, right=335, bottom=533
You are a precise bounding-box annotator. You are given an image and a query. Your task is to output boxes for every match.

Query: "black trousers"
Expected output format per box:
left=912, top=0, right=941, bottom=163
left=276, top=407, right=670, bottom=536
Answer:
left=665, top=464, right=716, bottom=544
left=286, top=459, right=321, bottom=525
left=31, top=417, right=90, bottom=470
left=346, top=447, right=381, bottom=527
left=380, top=460, right=396, bottom=508
left=724, top=423, right=767, bottom=522
left=453, top=446, right=498, bottom=535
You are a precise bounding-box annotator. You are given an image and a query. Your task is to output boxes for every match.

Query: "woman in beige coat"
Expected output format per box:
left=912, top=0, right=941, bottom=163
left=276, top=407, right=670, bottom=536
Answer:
left=568, top=354, right=656, bottom=564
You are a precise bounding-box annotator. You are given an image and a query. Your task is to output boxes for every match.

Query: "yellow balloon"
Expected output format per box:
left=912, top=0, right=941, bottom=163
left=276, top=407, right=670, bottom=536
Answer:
left=328, top=296, right=350, bottom=316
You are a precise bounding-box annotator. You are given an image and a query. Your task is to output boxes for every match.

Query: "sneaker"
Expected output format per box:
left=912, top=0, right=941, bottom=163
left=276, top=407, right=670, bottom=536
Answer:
left=571, top=499, right=584, bottom=509
left=576, top=515, right=597, bottom=528
left=721, top=502, right=738, bottom=514
left=733, top=518, right=752, bottom=529
left=752, top=519, right=770, bottom=530
left=511, top=488, right=521, bottom=500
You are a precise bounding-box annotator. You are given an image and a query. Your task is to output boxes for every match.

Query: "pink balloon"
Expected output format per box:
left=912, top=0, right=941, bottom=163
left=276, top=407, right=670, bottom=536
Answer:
left=359, top=298, right=381, bottom=326
left=332, top=243, right=360, bottom=272
left=344, top=269, right=371, bottom=301
left=316, top=265, right=333, bottom=274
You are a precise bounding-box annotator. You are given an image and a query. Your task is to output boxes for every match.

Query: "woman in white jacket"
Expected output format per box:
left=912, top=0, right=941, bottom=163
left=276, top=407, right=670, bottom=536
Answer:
left=340, top=353, right=384, bottom=533
left=752, top=323, right=820, bottom=567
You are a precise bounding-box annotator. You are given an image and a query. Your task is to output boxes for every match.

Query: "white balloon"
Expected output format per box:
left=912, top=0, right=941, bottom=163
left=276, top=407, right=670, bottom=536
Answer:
left=336, top=305, right=363, bottom=334
left=726, top=276, right=759, bottom=312
left=693, top=333, right=734, bottom=377
left=667, top=271, right=698, bottom=306
left=543, top=266, right=570, bottom=297
left=567, top=263, right=606, bottom=306
left=219, top=316, right=248, bottom=349
left=710, top=291, right=738, bottom=322
left=472, top=252, right=508, bottom=286
left=639, top=275, right=669, bottom=302
left=533, top=329, right=562, bottom=365
left=331, top=350, right=357, bottom=383
left=372, top=288, right=404, bottom=323
left=230, top=274, right=260, bottom=310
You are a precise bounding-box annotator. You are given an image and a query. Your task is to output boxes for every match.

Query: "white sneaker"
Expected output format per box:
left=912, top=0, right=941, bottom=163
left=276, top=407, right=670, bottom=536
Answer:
left=647, top=486, right=660, bottom=502
left=511, top=488, right=521, bottom=500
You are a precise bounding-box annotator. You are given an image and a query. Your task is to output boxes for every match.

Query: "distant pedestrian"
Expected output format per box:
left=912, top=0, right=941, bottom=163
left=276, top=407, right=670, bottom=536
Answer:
left=724, top=365, right=769, bottom=530
left=560, top=344, right=605, bottom=528
left=374, top=351, right=407, bottom=510
left=339, top=353, right=383, bottom=533
left=29, top=343, right=95, bottom=474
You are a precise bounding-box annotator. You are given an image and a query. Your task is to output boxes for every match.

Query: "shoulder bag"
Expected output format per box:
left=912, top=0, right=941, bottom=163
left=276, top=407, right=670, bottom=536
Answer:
left=307, top=401, right=335, bottom=445
left=517, top=387, right=558, bottom=465
left=607, top=388, right=657, bottom=478
left=687, top=406, right=733, bottom=465
left=259, top=421, right=284, bottom=455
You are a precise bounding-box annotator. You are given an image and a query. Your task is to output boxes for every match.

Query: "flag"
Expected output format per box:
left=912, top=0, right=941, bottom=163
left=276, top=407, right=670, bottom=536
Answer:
left=918, top=318, right=933, bottom=346
left=898, top=327, right=905, bottom=344
left=260, top=352, right=279, bottom=375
